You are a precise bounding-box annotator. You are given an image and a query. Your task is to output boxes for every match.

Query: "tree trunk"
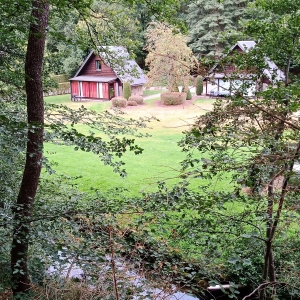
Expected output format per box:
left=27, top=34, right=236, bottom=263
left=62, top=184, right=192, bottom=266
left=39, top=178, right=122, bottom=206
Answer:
left=11, top=0, right=49, bottom=296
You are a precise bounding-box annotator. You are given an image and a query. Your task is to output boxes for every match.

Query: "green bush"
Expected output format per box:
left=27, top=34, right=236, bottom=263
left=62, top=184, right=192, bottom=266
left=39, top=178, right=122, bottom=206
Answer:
left=196, top=76, right=203, bottom=95
left=129, top=95, right=143, bottom=104
left=186, top=89, right=192, bottom=100
left=111, top=97, right=127, bottom=108
left=123, top=82, right=132, bottom=100
left=161, top=92, right=186, bottom=105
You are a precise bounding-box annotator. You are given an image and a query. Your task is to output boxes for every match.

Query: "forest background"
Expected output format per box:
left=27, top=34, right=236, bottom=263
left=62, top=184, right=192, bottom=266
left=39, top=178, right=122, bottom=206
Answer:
left=1, top=0, right=300, bottom=300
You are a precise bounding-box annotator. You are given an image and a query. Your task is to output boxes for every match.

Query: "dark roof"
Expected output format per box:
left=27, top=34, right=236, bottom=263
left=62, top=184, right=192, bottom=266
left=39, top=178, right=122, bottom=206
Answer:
left=72, top=46, right=146, bottom=86
left=69, top=76, right=117, bottom=83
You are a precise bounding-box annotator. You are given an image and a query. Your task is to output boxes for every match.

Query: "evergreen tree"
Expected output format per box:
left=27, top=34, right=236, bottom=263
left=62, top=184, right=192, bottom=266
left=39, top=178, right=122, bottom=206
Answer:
left=186, top=0, right=250, bottom=57
left=186, top=88, right=192, bottom=100
left=196, top=75, right=203, bottom=95
left=123, top=82, right=132, bottom=99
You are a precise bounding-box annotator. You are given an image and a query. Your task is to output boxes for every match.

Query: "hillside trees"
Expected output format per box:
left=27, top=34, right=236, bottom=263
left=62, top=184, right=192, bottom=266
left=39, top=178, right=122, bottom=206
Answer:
left=45, top=0, right=184, bottom=76
left=178, top=0, right=300, bottom=298
left=45, top=0, right=141, bottom=77
left=186, top=0, right=250, bottom=57
left=145, top=22, right=197, bottom=92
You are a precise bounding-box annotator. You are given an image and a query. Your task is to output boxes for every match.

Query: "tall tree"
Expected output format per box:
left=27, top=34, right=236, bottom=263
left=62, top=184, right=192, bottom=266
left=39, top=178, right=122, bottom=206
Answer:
left=10, top=0, right=49, bottom=295
left=186, top=0, right=249, bottom=57
left=144, top=22, right=197, bottom=92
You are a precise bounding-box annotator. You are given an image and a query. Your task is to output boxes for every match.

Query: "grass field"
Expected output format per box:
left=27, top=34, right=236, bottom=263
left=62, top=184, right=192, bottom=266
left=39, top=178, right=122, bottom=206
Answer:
left=44, top=93, right=228, bottom=196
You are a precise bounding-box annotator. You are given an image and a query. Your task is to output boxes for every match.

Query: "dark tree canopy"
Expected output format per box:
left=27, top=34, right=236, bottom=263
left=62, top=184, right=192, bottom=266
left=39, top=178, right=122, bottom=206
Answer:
left=186, top=0, right=250, bottom=57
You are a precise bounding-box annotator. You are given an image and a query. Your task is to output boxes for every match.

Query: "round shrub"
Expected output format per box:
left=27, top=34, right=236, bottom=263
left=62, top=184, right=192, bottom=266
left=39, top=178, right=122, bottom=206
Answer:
left=161, top=92, right=186, bottom=105
left=111, top=97, right=127, bottom=108
left=127, top=100, right=138, bottom=106
left=186, top=89, right=192, bottom=100
left=196, top=76, right=203, bottom=95
left=129, top=95, right=143, bottom=104
left=123, top=82, right=132, bottom=100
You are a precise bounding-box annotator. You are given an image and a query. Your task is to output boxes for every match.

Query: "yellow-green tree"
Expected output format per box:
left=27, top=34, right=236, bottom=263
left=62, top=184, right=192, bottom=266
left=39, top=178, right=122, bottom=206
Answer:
left=144, top=22, right=197, bottom=92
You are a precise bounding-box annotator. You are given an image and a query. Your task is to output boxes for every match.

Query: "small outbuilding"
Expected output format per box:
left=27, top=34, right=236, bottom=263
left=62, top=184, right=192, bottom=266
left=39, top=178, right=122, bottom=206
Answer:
left=203, top=41, right=285, bottom=97
left=70, top=47, right=146, bottom=100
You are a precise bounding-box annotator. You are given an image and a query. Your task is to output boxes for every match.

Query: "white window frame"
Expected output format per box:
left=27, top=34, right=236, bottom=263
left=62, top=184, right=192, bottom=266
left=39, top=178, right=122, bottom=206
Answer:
left=95, top=60, right=102, bottom=71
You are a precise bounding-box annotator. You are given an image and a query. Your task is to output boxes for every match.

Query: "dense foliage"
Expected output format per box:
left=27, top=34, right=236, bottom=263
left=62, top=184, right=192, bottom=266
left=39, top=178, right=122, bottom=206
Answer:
left=178, top=0, right=300, bottom=299
left=2, top=0, right=300, bottom=299
left=0, top=0, right=182, bottom=298
left=186, top=0, right=250, bottom=57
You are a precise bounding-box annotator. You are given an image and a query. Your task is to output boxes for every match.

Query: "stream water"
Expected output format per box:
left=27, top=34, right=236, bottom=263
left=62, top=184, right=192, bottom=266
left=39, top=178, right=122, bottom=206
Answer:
left=48, top=253, right=199, bottom=300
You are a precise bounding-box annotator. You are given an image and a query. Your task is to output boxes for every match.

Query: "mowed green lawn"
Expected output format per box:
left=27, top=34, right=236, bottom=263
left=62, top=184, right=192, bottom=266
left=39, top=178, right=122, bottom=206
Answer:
left=44, top=94, right=228, bottom=196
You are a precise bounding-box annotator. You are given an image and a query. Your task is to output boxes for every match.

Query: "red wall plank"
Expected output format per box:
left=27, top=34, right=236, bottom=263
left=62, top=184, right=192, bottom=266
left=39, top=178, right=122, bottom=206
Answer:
left=90, top=82, right=97, bottom=98
left=103, top=83, right=109, bottom=99
left=71, top=81, right=79, bottom=95
left=82, top=82, right=90, bottom=97
left=114, top=82, right=118, bottom=97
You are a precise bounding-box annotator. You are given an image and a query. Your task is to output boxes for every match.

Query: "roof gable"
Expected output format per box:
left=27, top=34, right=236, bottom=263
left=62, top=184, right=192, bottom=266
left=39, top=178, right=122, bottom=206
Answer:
left=230, top=41, right=256, bottom=52
left=74, top=51, right=95, bottom=78
left=73, top=46, right=146, bottom=86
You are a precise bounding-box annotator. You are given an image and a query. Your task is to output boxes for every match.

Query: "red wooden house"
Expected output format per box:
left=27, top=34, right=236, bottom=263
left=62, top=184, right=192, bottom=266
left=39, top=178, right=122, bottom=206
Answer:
left=70, top=47, right=146, bottom=100
left=203, top=41, right=285, bottom=96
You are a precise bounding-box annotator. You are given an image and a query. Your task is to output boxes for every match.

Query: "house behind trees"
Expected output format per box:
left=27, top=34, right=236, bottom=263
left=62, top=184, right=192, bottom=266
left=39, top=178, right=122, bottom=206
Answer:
left=203, top=41, right=285, bottom=97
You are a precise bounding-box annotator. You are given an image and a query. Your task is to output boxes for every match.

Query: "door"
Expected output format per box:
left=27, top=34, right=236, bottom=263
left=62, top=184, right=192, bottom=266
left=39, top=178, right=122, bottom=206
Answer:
left=102, top=83, right=109, bottom=99
left=90, top=82, right=97, bottom=98
left=82, top=82, right=90, bottom=97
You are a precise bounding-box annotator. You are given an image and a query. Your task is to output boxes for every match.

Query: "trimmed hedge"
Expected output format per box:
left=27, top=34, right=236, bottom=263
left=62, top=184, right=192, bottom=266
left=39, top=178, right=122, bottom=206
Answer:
left=128, top=95, right=143, bottom=104
left=186, top=89, right=192, bottom=100
left=127, top=100, right=138, bottom=106
left=123, top=82, right=132, bottom=100
left=111, top=97, right=127, bottom=108
left=181, top=86, right=192, bottom=100
left=161, top=92, right=186, bottom=105
left=196, top=76, right=203, bottom=95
